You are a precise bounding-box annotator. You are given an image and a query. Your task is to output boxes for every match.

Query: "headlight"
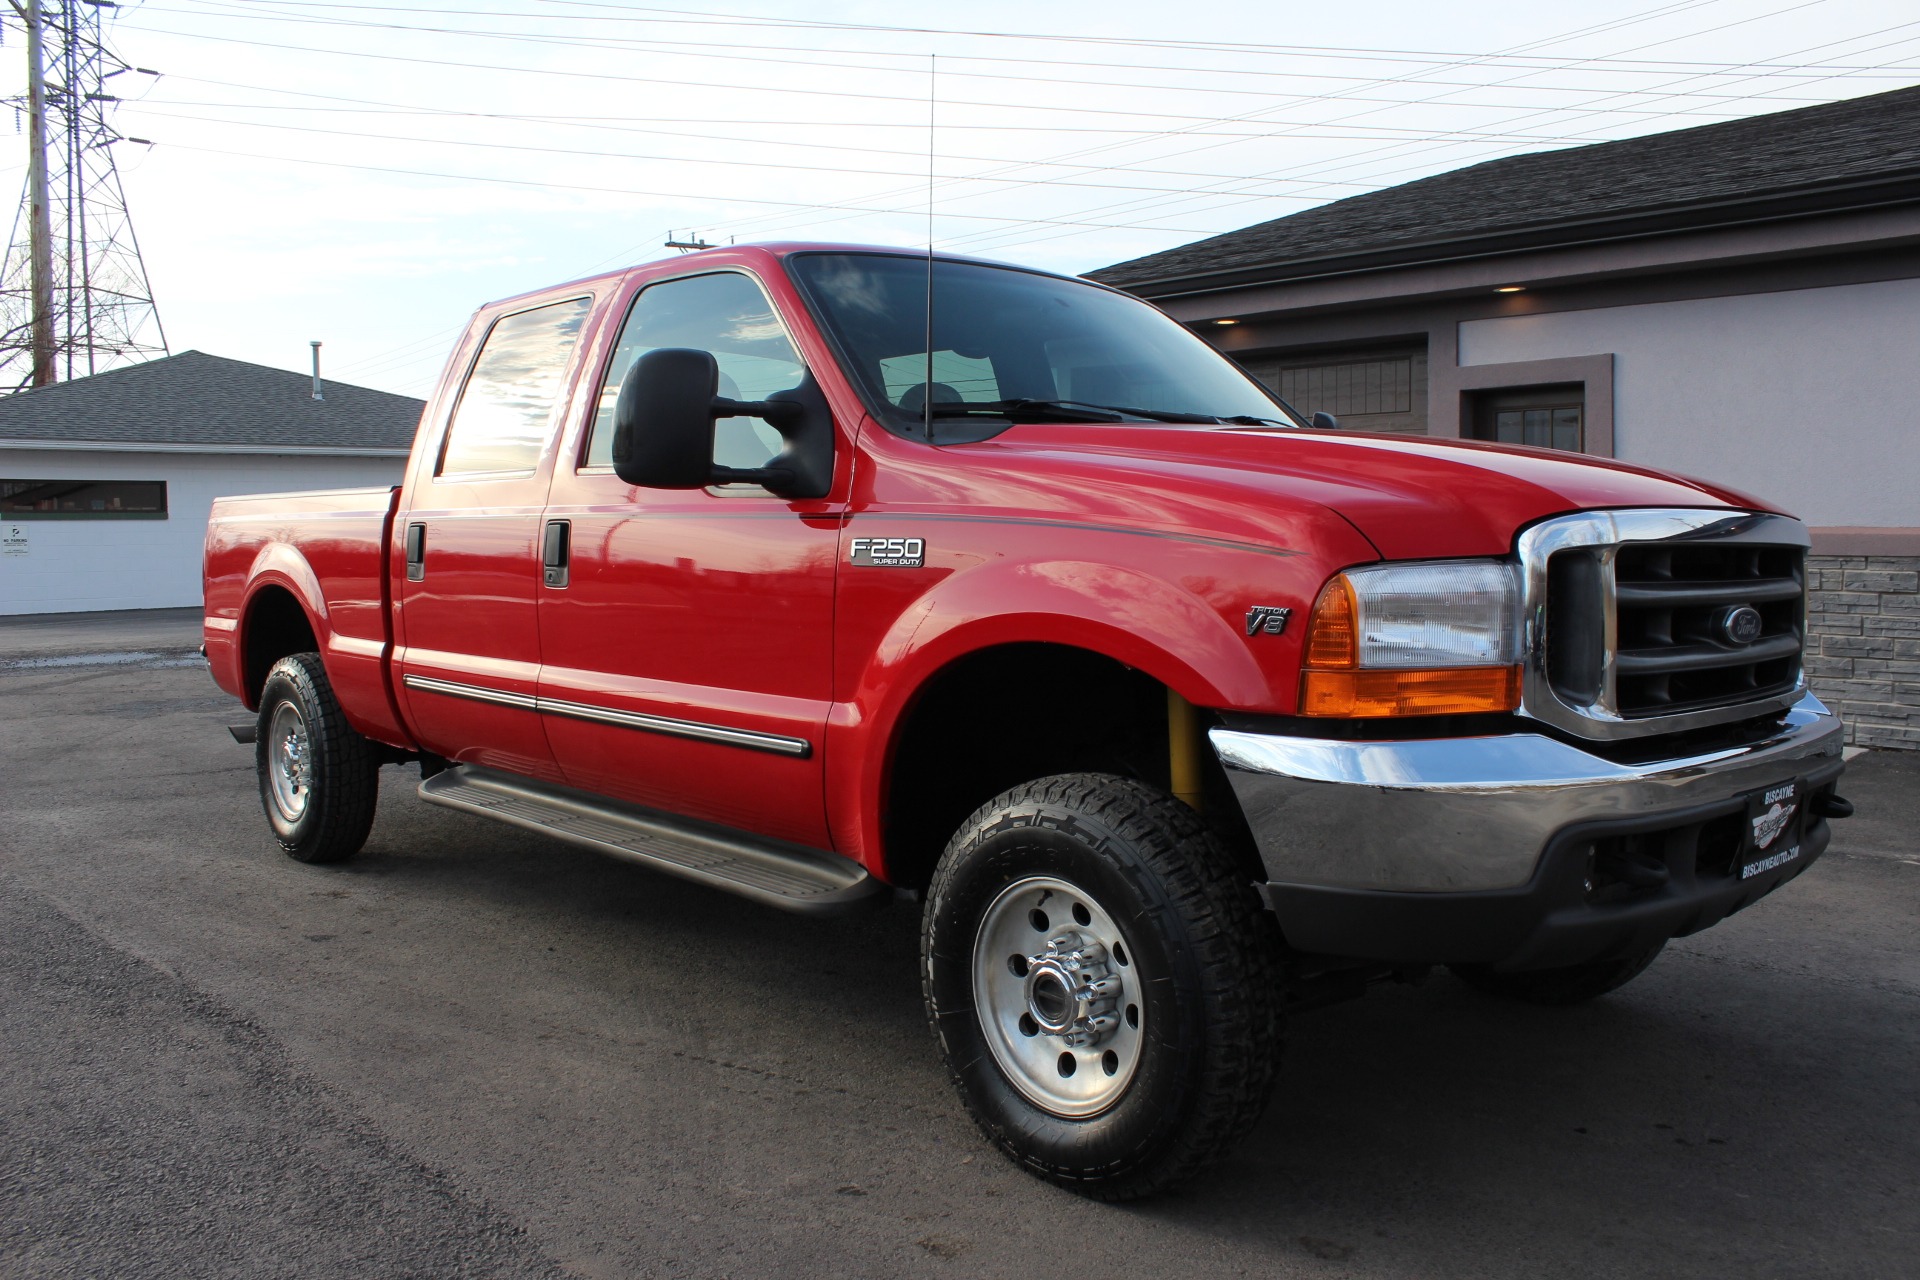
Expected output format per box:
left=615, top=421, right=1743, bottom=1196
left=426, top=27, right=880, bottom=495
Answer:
left=1300, top=560, right=1522, bottom=717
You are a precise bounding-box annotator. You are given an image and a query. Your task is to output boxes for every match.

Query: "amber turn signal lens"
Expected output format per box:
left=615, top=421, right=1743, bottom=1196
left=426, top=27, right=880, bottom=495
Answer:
left=1300, top=666, right=1523, bottom=717
left=1303, top=575, right=1358, bottom=669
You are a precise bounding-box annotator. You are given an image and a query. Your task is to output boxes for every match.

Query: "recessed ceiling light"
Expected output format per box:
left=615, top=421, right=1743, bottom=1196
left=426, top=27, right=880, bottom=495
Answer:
left=1213, top=318, right=1240, bottom=325
left=1495, top=285, right=1525, bottom=293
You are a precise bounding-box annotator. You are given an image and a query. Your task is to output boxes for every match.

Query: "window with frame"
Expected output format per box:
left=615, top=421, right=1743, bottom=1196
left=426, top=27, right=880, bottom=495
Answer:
left=438, top=296, right=592, bottom=477
left=1238, top=343, right=1429, bottom=434
left=1, top=478, right=167, bottom=518
left=1469, top=383, right=1584, bottom=452
left=585, top=272, right=807, bottom=472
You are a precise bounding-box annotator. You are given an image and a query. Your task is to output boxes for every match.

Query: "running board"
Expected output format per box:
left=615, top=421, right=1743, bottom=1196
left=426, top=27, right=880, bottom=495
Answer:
left=417, top=766, right=886, bottom=916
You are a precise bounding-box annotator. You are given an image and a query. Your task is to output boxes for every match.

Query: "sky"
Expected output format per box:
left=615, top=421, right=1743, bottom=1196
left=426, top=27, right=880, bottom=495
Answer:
left=2, top=0, right=1917, bottom=397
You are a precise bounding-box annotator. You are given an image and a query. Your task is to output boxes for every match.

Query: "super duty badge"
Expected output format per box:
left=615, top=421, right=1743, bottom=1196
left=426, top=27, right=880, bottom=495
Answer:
left=850, top=536, right=926, bottom=568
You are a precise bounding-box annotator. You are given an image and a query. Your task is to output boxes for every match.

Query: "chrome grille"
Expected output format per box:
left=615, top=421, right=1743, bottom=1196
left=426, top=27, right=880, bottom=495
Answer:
left=1517, top=509, right=1811, bottom=741
left=1609, top=542, right=1804, bottom=716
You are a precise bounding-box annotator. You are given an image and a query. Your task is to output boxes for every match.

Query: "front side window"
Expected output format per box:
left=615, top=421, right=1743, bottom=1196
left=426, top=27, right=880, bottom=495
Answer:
left=439, top=296, right=592, bottom=477
left=584, top=271, right=807, bottom=471
left=1, top=478, right=167, bottom=517
left=788, top=252, right=1295, bottom=434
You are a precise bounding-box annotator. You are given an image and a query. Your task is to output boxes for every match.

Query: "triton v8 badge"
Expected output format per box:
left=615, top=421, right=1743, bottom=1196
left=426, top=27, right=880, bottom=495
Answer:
left=849, top=536, right=926, bottom=568
left=1245, top=605, right=1291, bottom=636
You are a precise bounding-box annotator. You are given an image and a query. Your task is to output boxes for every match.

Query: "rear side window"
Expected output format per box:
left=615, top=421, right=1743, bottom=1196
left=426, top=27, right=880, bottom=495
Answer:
left=439, top=296, right=592, bottom=477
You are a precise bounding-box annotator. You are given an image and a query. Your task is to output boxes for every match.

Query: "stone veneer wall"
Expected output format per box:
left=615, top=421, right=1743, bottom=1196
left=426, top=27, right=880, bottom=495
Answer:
left=1806, top=555, right=1920, bottom=750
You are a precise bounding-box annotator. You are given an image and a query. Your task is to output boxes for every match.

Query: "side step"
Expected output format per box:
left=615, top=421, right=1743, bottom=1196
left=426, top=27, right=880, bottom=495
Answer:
left=418, top=766, right=887, bottom=916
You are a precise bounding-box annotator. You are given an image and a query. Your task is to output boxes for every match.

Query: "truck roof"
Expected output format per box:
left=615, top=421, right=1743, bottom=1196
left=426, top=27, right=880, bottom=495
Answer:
left=476, top=242, right=1085, bottom=312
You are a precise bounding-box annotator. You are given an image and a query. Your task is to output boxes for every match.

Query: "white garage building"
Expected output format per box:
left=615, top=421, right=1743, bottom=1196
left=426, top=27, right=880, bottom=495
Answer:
left=1, top=351, right=422, bottom=615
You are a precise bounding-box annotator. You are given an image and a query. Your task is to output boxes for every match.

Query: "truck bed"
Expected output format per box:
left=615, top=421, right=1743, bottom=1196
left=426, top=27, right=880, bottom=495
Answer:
left=202, top=485, right=407, bottom=745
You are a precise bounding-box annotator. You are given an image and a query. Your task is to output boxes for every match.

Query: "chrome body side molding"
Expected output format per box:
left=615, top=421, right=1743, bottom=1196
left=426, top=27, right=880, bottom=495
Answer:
left=401, top=673, right=812, bottom=758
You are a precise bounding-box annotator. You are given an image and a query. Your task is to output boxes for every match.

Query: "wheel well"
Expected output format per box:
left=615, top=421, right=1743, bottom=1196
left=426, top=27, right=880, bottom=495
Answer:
left=242, top=586, right=318, bottom=705
left=882, top=643, right=1255, bottom=892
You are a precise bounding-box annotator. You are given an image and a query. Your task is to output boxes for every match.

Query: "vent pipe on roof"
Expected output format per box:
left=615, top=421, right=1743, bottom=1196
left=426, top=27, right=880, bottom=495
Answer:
left=310, top=341, right=323, bottom=401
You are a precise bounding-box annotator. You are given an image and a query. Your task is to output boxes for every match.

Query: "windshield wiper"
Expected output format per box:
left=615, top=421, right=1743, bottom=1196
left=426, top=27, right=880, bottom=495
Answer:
left=926, top=398, right=1225, bottom=424
left=927, top=398, right=1120, bottom=422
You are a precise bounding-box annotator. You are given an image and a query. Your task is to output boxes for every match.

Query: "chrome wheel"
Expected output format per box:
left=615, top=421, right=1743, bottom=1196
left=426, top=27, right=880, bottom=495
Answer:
left=972, top=875, right=1146, bottom=1118
left=266, top=699, right=312, bottom=823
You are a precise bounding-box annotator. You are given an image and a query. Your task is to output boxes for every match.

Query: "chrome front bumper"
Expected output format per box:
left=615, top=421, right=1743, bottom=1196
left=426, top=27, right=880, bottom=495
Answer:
left=1210, top=693, right=1845, bottom=895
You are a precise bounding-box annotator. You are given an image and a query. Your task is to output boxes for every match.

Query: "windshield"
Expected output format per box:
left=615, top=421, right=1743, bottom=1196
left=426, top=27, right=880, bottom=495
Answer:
left=787, top=252, right=1298, bottom=436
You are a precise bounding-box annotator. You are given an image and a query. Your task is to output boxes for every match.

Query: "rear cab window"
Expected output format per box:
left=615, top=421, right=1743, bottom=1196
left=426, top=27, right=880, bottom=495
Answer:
left=438, top=296, right=594, bottom=478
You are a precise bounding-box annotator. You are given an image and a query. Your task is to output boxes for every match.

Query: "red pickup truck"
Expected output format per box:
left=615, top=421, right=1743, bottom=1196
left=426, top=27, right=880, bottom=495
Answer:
left=205, top=243, right=1849, bottom=1200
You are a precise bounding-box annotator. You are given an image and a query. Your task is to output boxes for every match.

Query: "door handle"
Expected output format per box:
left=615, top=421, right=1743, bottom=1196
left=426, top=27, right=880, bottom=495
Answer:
left=405, top=522, right=426, bottom=582
left=542, top=519, right=570, bottom=589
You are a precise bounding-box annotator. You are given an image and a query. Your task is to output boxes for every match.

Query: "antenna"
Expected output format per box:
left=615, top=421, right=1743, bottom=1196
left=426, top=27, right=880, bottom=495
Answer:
left=664, top=231, right=712, bottom=253
left=922, top=53, right=935, bottom=444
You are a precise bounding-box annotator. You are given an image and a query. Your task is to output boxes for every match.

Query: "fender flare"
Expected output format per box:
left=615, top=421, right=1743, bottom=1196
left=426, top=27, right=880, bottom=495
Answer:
left=235, top=545, right=332, bottom=706
left=829, top=558, right=1276, bottom=873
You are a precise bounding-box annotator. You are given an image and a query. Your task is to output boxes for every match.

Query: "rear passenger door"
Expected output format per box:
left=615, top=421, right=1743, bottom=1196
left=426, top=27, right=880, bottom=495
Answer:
left=392, top=294, right=594, bottom=782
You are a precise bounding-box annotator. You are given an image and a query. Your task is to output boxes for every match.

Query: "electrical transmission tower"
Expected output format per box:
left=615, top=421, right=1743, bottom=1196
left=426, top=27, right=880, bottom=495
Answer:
left=0, top=0, right=166, bottom=390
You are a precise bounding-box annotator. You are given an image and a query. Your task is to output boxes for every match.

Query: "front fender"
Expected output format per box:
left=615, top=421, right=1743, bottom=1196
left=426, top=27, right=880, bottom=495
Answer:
left=826, top=557, right=1283, bottom=874
left=861, top=558, right=1271, bottom=713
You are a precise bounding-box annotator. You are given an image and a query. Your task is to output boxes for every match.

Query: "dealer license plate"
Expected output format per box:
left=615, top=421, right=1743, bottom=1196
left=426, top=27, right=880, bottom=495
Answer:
left=1739, top=778, right=1805, bottom=882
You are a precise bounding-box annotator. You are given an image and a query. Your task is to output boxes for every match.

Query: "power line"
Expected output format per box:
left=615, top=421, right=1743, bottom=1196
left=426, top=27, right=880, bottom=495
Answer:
left=227, top=0, right=1860, bottom=69
left=687, top=0, right=1795, bottom=246
left=933, top=3, right=1902, bottom=254
left=143, top=0, right=1920, bottom=98
left=152, top=139, right=1222, bottom=234
left=967, top=19, right=1920, bottom=255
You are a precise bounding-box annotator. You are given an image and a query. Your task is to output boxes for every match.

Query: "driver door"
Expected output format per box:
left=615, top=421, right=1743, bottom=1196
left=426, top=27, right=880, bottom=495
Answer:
left=537, top=269, right=842, bottom=848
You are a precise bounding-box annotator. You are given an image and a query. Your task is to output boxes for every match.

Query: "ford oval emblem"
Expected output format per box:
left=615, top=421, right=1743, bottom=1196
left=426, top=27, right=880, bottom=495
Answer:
left=1720, top=605, right=1765, bottom=646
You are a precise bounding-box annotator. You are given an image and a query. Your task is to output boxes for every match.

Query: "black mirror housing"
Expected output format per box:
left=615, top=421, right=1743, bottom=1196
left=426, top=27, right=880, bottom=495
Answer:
left=611, top=346, right=834, bottom=499
left=1310, top=410, right=1340, bottom=430
left=611, top=348, right=721, bottom=489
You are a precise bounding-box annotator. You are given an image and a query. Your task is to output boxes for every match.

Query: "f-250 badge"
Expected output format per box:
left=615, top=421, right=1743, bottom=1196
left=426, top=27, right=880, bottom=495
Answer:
left=1245, top=605, right=1291, bottom=636
left=850, top=536, right=926, bottom=568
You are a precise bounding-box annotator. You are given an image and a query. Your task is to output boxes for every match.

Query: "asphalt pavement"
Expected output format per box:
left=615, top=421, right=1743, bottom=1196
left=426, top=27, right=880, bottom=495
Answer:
left=2, top=610, right=1917, bottom=1279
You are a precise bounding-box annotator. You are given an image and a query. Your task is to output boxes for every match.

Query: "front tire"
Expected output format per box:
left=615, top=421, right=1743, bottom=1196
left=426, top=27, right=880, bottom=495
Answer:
left=922, top=774, right=1282, bottom=1201
left=255, top=652, right=379, bottom=864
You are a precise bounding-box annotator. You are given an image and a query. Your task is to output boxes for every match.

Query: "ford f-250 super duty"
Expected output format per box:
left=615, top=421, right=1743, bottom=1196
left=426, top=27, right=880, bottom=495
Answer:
left=204, top=244, right=1851, bottom=1200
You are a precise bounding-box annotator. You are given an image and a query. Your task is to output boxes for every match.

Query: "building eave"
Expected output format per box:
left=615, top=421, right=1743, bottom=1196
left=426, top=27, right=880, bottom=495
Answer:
left=1107, top=170, right=1920, bottom=301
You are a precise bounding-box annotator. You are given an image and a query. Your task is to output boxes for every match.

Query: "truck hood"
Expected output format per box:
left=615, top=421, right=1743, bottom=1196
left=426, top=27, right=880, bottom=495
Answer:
left=982, top=425, right=1767, bottom=560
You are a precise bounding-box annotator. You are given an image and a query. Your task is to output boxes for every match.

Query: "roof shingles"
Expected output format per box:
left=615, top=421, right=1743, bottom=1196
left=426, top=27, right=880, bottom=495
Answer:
left=0, top=350, right=424, bottom=451
left=1091, top=84, right=1920, bottom=289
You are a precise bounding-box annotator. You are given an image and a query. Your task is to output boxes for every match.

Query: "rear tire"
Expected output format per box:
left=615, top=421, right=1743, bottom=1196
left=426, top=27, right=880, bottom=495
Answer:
left=922, top=773, right=1283, bottom=1201
left=1449, top=942, right=1665, bottom=1006
left=255, top=652, right=379, bottom=864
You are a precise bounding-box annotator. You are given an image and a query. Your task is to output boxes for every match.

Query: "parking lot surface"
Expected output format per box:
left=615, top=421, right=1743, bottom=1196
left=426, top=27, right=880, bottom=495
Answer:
left=4, top=611, right=1918, bottom=1279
